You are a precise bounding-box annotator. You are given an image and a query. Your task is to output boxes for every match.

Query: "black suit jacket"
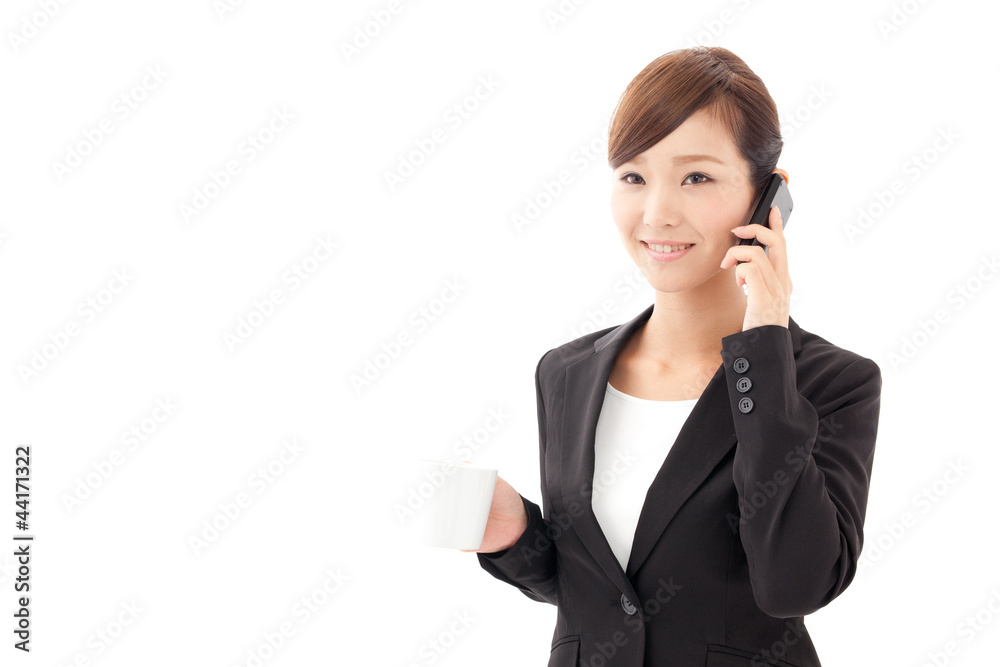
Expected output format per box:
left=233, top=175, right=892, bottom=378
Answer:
left=478, top=303, right=882, bottom=666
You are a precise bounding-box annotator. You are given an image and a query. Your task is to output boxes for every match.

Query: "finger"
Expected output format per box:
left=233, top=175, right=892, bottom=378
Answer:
left=736, top=254, right=783, bottom=296
left=729, top=225, right=776, bottom=259
left=767, top=204, right=785, bottom=235
left=721, top=243, right=767, bottom=269
left=730, top=247, right=783, bottom=296
left=763, top=206, right=790, bottom=288
left=730, top=209, right=788, bottom=280
left=731, top=208, right=784, bottom=247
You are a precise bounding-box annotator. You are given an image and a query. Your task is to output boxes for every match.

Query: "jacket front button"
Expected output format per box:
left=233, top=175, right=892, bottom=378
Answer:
left=621, top=594, right=637, bottom=615
left=738, top=396, right=754, bottom=413
left=733, top=357, right=749, bottom=373
left=736, top=376, right=752, bottom=393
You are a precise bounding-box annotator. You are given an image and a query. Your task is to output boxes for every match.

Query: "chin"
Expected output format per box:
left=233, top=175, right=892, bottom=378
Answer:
left=639, top=265, right=719, bottom=295
left=641, top=274, right=692, bottom=294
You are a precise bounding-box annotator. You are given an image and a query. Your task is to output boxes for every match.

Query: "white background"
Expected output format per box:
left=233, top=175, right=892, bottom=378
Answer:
left=2, top=0, right=998, bottom=665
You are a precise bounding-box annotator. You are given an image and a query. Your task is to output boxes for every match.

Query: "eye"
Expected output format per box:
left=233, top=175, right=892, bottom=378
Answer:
left=619, top=172, right=711, bottom=186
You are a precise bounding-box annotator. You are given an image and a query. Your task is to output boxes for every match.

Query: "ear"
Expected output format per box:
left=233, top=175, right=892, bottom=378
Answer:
left=773, top=168, right=789, bottom=185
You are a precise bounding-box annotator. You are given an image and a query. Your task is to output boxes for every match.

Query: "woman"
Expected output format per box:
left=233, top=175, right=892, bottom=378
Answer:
left=466, top=47, right=882, bottom=666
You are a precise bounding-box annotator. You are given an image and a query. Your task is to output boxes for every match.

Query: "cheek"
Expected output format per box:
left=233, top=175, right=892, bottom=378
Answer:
left=610, top=198, right=635, bottom=232
left=690, top=204, right=737, bottom=242
left=685, top=218, right=740, bottom=261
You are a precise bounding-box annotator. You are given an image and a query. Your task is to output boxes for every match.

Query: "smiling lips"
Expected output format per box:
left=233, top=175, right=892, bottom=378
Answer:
left=643, top=241, right=693, bottom=253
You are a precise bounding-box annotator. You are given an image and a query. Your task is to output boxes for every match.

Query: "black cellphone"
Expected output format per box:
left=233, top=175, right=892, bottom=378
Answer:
left=736, top=172, right=792, bottom=261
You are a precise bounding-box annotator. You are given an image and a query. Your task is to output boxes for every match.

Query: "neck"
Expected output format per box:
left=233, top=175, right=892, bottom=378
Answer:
left=635, top=269, right=748, bottom=371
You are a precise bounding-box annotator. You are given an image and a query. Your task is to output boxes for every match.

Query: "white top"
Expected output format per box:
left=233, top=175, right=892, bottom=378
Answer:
left=592, top=381, right=699, bottom=572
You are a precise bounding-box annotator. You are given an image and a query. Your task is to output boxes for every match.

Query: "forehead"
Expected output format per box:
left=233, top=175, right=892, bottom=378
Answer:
left=628, top=107, right=743, bottom=168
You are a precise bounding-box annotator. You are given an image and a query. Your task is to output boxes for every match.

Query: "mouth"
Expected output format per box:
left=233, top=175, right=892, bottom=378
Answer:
left=643, top=241, right=694, bottom=253
left=642, top=240, right=694, bottom=262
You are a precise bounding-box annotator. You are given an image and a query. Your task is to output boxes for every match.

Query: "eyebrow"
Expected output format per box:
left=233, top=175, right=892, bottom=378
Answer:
left=629, top=153, right=725, bottom=165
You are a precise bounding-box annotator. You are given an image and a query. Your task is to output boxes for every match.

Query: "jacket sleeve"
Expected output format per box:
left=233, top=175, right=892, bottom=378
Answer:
left=720, top=324, right=882, bottom=619
left=476, top=350, right=559, bottom=605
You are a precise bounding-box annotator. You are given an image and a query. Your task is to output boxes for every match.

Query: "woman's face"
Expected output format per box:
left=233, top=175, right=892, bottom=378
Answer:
left=610, top=106, right=757, bottom=294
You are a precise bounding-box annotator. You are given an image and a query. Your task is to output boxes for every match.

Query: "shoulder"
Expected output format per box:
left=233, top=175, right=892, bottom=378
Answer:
left=532, top=321, right=619, bottom=390
left=719, top=316, right=882, bottom=404
left=794, top=320, right=882, bottom=400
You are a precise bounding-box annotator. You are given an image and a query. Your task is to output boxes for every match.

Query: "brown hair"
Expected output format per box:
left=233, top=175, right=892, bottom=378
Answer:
left=607, top=46, right=782, bottom=201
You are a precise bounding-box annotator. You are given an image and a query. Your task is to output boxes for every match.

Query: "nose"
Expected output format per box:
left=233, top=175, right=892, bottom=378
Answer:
left=641, top=184, right=682, bottom=229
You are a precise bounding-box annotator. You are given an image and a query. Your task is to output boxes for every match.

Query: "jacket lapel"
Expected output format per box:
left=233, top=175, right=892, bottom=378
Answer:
left=558, top=303, right=804, bottom=586
left=623, top=360, right=734, bottom=578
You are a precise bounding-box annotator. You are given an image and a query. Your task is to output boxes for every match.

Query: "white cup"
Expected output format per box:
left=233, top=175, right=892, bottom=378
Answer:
left=410, top=459, right=497, bottom=550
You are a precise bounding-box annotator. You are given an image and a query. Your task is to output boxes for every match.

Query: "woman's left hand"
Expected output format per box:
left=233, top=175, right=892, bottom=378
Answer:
left=720, top=205, right=792, bottom=331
